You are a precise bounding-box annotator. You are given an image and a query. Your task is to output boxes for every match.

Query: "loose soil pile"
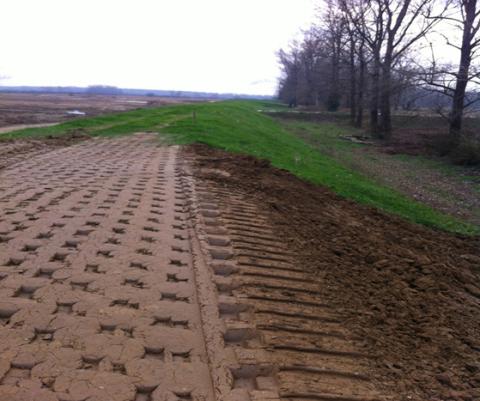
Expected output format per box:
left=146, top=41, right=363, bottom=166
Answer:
left=190, top=144, right=480, bottom=401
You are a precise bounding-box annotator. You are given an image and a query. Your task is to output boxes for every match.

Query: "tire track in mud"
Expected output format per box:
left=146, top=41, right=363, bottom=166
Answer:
left=186, top=173, right=387, bottom=401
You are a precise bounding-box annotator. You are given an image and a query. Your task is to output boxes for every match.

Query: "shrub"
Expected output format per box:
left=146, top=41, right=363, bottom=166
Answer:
left=450, top=134, right=480, bottom=165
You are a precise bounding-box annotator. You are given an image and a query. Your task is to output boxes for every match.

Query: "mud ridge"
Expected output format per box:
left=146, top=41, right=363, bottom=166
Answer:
left=184, top=161, right=385, bottom=400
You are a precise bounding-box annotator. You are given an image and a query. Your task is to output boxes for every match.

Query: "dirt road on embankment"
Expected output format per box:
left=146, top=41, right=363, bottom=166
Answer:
left=0, top=134, right=478, bottom=401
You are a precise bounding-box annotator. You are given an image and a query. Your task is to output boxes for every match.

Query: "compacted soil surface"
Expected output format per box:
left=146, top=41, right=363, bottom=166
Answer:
left=0, top=134, right=478, bottom=401
left=0, top=135, right=224, bottom=401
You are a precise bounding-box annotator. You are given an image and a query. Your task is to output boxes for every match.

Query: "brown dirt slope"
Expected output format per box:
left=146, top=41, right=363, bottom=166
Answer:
left=189, top=144, right=480, bottom=401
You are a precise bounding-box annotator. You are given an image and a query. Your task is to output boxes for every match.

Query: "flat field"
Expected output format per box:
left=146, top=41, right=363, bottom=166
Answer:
left=0, top=92, right=190, bottom=130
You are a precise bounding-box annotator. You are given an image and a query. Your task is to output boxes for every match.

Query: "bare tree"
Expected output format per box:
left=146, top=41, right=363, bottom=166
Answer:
left=300, top=29, right=323, bottom=106
left=277, top=44, right=302, bottom=107
left=323, top=1, right=347, bottom=111
left=421, top=0, right=480, bottom=137
left=342, top=0, right=446, bottom=137
left=278, top=0, right=450, bottom=138
left=339, top=0, right=370, bottom=126
left=340, top=0, right=387, bottom=134
left=277, top=24, right=347, bottom=110
left=446, top=0, right=480, bottom=136
left=348, top=32, right=358, bottom=123
left=356, top=38, right=368, bottom=126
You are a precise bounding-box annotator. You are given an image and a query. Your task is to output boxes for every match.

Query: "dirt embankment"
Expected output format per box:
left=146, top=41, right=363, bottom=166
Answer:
left=190, top=144, right=480, bottom=401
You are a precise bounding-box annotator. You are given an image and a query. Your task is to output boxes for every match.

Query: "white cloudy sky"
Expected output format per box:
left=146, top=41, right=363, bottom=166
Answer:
left=0, top=0, right=316, bottom=95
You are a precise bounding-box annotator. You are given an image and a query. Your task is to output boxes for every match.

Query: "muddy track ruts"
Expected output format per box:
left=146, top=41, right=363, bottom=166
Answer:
left=184, top=166, right=387, bottom=401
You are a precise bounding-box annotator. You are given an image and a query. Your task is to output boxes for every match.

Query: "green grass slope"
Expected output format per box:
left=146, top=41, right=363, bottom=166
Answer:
left=4, top=100, right=478, bottom=235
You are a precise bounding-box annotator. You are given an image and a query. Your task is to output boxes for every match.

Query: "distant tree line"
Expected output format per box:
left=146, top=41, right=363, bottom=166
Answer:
left=278, top=0, right=480, bottom=143
left=0, top=86, right=273, bottom=101
left=86, top=85, right=124, bottom=95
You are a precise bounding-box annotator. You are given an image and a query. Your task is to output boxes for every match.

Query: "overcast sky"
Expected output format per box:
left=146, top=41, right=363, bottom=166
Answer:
left=0, top=0, right=316, bottom=95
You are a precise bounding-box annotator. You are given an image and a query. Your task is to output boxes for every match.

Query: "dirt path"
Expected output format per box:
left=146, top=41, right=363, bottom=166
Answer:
left=0, top=134, right=386, bottom=401
left=0, top=135, right=218, bottom=400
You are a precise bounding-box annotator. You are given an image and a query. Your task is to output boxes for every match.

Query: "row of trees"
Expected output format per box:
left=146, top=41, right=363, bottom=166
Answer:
left=278, top=0, right=480, bottom=141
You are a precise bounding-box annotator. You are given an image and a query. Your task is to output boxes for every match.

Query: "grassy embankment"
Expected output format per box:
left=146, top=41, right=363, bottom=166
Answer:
left=4, top=100, right=478, bottom=235
left=279, top=117, right=480, bottom=227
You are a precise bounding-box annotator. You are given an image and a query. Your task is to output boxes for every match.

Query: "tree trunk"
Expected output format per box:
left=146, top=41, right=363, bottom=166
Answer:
left=349, top=36, right=357, bottom=125
left=449, top=0, right=476, bottom=138
left=355, top=41, right=366, bottom=128
left=370, top=54, right=381, bottom=135
left=380, top=59, right=392, bottom=139
left=327, top=33, right=342, bottom=111
left=450, top=76, right=469, bottom=136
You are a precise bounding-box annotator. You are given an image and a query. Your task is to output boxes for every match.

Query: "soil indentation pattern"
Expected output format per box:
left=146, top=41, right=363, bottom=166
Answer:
left=188, top=183, right=385, bottom=401
left=0, top=135, right=215, bottom=401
